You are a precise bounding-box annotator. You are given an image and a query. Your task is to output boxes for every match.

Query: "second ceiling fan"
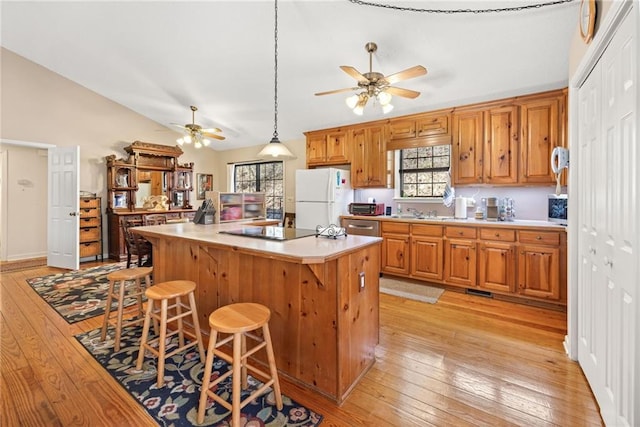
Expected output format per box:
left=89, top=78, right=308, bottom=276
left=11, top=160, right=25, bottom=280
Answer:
left=315, top=42, right=427, bottom=115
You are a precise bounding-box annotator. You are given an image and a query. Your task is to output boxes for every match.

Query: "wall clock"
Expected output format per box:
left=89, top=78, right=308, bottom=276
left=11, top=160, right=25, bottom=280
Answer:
left=579, top=0, right=596, bottom=43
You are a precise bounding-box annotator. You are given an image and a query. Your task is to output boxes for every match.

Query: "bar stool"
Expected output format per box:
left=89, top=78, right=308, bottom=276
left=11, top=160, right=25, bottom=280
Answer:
left=100, top=266, right=153, bottom=352
left=135, top=280, right=205, bottom=388
left=197, top=303, right=283, bottom=426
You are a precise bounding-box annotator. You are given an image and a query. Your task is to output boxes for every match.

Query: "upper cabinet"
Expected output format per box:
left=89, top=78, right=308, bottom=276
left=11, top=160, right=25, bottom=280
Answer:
left=388, top=110, right=452, bottom=149
left=452, top=109, right=484, bottom=184
left=305, top=128, right=349, bottom=167
left=351, top=124, right=391, bottom=188
left=483, top=105, right=519, bottom=184
left=517, top=92, right=566, bottom=184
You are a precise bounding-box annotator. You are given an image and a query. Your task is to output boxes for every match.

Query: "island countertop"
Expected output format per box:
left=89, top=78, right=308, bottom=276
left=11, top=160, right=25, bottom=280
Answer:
left=133, top=221, right=382, bottom=264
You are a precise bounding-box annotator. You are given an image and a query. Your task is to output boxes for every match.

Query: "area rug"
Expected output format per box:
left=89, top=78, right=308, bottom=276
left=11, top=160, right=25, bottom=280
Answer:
left=76, top=325, right=323, bottom=427
left=380, top=277, right=444, bottom=304
left=26, top=262, right=131, bottom=323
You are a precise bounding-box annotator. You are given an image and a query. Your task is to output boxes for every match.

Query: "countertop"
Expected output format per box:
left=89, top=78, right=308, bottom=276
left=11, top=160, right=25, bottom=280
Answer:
left=343, top=215, right=567, bottom=231
left=132, top=221, right=382, bottom=264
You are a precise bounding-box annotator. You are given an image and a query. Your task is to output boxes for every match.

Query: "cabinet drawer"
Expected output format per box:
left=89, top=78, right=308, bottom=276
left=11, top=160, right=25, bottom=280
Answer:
left=80, top=227, right=101, bottom=242
left=80, top=242, right=101, bottom=257
left=480, top=228, right=516, bottom=242
left=411, top=224, right=443, bottom=237
left=165, top=212, right=181, bottom=219
left=518, top=230, right=561, bottom=245
left=445, top=226, right=477, bottom=239
left=80, top=208, right=99, bottom=218
left=79, top=198, right=100, bottom=209
left=382, top=222, right=410, bottom=234
left=79, top=217, right=100, bottom=228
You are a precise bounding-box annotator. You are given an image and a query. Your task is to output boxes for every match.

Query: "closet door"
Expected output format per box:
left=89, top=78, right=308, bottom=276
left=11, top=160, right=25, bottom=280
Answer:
left=577, top=10, right=637, bottom=427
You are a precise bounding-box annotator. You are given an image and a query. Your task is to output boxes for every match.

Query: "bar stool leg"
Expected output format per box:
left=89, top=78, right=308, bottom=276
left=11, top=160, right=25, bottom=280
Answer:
left=187, top=291, right=206, bottom=362
left=157, top=298, right=169, bottom=388
left=136, top=299, right=155, bottom=371
left=232, top=332, right=242, bottom=427
left=263, top=323, right=283, bottom=409
left=112, top=279, right=128, bottom=351
left=100, top=279, right=116, bottom=342
left=175, top=295, right=185, bottom=348
left=196, top=329, right=218, bottom=424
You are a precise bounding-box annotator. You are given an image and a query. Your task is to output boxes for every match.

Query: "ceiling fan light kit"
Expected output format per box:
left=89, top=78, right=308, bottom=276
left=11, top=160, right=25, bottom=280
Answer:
left=316, top=41, right=426, bottom=115
left=172, top=105, right=224, bottom=149
left=257, top=0, right=296, bottom=160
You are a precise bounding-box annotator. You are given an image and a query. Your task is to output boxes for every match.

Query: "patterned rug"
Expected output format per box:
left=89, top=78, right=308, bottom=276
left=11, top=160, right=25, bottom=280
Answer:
left=76, top=325, right=323, bottom=427
left=26, top=262, right=131, bottom=323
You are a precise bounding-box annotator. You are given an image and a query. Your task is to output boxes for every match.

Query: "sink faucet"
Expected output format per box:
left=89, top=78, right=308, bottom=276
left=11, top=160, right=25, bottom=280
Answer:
left=406, top=207, right=424, bottom=218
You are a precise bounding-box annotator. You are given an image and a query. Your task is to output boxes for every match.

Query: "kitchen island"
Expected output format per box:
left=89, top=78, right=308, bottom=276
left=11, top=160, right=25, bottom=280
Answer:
left=132, top=222, right=382, bottom=404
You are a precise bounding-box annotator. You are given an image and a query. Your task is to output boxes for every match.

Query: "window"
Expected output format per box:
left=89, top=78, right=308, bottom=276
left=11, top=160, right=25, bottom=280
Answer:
left=399, top=145, right=450, bottom=198
left=234, top=161, right=284, bottom=219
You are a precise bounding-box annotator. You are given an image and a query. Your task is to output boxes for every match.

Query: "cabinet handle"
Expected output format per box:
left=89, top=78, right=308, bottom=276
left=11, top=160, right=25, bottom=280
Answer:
left=458, top=231, right=464, bottom=235
left=536, top=235, right=542, bottom=240
left=495, top=233, right=500, bottom=237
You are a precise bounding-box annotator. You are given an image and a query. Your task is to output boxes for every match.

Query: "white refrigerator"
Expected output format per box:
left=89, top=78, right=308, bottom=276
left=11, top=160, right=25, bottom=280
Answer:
left=295, top=168, right=353, bottom=230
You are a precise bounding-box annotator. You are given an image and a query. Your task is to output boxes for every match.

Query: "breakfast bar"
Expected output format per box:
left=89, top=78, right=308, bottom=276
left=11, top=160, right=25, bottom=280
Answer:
left=133, top=222, right=382, bottom=404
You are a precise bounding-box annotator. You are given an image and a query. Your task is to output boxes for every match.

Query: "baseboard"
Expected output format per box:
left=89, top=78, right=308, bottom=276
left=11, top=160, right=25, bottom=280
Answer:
left=0, top=257, right=47, bottom=272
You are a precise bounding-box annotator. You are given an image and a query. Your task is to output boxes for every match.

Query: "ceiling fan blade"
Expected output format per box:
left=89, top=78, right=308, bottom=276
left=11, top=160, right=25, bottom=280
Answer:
left=201, top=127, right=223, bottom=134
left=340, top=66, right=369, bottom=84
left=384, top=65, right=427, bottom=85
left=170, top=123, right=188, bottom=131
left=201, top=132, right=226, bottom=140
left=385, top=86, right=421, bottom=99
left=315, top=87, right=359, bottom=96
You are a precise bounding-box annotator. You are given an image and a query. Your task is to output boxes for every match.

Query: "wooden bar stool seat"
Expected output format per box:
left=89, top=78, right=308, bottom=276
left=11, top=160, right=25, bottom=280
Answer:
left=100, top=266, right=153, bottom=352
left=197, top=302, right=283, bottom=426
left=135, top=280, right=205, bottom=388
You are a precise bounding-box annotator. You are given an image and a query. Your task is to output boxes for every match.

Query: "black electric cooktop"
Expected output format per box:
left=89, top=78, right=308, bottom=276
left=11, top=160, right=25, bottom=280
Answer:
left=219, top=226, right=317, bottom=241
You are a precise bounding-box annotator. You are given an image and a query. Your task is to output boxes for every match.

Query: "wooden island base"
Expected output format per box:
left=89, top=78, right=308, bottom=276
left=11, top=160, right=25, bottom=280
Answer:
left=136, top=223, right=381, bottom=404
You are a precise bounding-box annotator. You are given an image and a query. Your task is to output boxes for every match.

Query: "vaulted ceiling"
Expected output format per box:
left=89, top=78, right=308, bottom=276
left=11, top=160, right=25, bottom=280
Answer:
left=1, top=1, right=579, bottom=150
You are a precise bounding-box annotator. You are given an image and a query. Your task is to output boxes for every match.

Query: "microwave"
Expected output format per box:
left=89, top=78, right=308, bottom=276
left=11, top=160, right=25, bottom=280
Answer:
left=548, top=194, right=568, bottom=225
left=349, top=203, right=385, bottom=216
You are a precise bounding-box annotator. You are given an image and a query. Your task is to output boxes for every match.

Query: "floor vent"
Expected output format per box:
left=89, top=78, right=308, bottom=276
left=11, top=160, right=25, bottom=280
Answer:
left=466, top=288, right=493, bottom=298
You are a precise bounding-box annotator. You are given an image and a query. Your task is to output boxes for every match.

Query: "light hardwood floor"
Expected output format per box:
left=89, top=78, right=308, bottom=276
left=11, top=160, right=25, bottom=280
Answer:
left=1, top=261, right=603, bottom=426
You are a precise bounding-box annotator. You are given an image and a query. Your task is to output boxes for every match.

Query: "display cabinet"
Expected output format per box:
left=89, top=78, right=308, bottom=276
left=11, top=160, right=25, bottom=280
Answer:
left=206, top=191, right=266, bottom=223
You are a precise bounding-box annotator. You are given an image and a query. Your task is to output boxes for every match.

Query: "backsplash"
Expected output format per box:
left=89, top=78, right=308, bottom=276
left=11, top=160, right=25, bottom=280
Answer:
left=355, top=186, right=565, bottom=221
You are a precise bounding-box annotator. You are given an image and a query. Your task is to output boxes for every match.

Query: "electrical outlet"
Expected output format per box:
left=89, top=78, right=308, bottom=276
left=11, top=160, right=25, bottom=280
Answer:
left=359, top=272, right=365, bottom=291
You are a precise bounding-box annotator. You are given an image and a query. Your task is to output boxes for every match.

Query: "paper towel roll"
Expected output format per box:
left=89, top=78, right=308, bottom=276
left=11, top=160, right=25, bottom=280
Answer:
left=454, top=197, right=467, bottom=219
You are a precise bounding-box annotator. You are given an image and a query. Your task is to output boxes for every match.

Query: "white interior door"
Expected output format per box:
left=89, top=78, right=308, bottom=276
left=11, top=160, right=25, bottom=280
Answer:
left=577, top=9, right=637, bottom=427
left=47, top=146, right=80, bottom=270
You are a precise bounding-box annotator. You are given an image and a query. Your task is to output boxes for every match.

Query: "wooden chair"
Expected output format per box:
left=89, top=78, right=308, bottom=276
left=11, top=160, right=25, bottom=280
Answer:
left=121, top=218, right=153, bottom=268
left=100, top=266, right=153, bottom=351
left=135, top=280, right=205, bottom=388
left=197, top=303, right=283, bottom=426
left=143, top=214, right=167, bottom=225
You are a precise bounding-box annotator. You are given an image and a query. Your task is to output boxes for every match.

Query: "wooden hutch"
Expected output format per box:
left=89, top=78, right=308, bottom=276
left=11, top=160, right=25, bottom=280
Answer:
left=106, top=141, right=196, bottom=261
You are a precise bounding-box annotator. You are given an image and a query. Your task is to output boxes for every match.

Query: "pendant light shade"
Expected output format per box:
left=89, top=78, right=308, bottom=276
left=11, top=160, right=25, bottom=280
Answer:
left=257, top=0, right=296, bottom=160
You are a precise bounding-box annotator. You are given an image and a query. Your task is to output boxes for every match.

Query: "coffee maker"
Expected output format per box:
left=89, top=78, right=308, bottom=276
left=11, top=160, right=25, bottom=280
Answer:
left=486, top=197, right=500, bottom=221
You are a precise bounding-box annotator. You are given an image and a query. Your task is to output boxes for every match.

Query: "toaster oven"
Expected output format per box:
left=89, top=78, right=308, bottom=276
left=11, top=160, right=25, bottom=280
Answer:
left=348, top=203, right=385, bottom=216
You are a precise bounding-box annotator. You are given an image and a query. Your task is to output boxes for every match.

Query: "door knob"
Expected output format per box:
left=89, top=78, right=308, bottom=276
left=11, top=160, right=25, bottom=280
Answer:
left=69, top=212, right=79, bottom=216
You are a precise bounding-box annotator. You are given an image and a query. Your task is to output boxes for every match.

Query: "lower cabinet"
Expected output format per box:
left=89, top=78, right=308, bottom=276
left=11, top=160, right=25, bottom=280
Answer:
left=381, top=222, right=410, bottom=275
left=378, top=220, right=566, bottom=306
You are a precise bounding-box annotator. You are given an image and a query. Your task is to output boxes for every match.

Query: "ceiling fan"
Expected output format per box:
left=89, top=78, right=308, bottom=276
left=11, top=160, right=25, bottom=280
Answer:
left=171, top=105, right=225, bottom=148
left=315, top=42, right=427, bottom=115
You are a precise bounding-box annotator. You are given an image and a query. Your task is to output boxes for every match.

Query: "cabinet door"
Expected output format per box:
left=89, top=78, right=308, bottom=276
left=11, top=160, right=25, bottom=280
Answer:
left=517, top=244, right=560, bottom=300
left=306, top=134, right=327, bottom=165
left=444, top=238, right=476, bottom=287
left=452, top=110, right=484, bottom=184
left=484, top=105, right=518, bottom=184
left=381, top=233, right=410, bottom=275
left=411, top=236, right=443, bottom=281
left=519, top=97, right=560, bottom=183
left=478, top=241, right=515, bottom=293
left=326, top=131, right=349, bottom=163
left=351, top=125, right=388, bottom=188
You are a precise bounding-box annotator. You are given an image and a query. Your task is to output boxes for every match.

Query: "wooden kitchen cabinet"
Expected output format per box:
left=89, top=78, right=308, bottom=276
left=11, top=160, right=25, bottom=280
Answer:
left=381, top=222, right=410, bottom=275
left=517, top=230, right=562, bottom=301
left=351, top=124, right=389, bottom=188
left=388, top=110, right=452, bottom=149
left=477, top=228, right=516, bottom=294
left=410, top=224, right=444, bottom=281
left=452, top=109, right=484, bottom=184
left=518, top=94, right=564, bottom=184
left=305, top=128, right=349, bottom=167
left=444, top=226, right=477, bottom=288
left=483, top=105, right=518, bottom=184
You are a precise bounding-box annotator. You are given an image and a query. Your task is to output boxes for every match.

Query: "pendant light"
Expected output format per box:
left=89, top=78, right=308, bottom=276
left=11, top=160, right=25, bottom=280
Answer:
left=257, top=0, right=296, bottom=160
